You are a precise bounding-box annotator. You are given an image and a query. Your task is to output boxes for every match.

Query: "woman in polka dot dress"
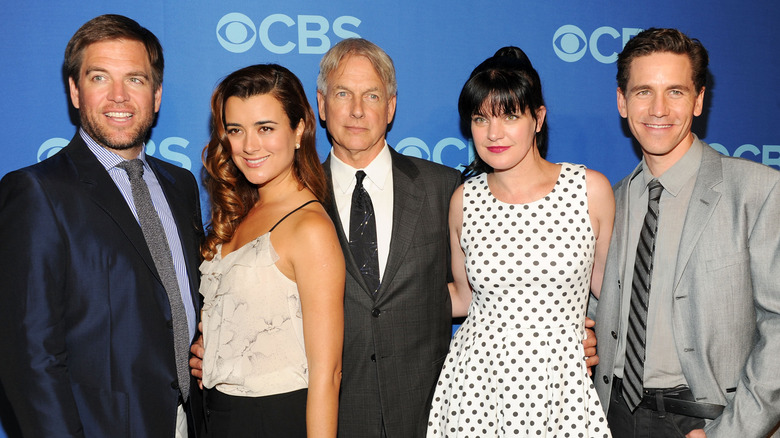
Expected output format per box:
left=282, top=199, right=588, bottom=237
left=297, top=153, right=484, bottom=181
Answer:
left=427, top=47, right=614, bottom=437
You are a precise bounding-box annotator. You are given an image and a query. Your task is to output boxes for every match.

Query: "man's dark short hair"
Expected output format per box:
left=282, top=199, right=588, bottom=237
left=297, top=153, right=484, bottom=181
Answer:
left=617, top=28, right=708, bottom=94
left=64, top=14, right=164, bottom=89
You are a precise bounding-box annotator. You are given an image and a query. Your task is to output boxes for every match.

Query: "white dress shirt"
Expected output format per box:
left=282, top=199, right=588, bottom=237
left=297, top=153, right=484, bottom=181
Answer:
left=329, top=142, right=394, bottom=282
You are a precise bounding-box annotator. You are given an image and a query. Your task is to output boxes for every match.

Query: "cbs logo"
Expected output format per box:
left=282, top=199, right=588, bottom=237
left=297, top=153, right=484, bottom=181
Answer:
left=217, top=12, right=361, bottom=54
left=710, top=143, right=780, bottom=168
left=38, top=137, right=194, bottom=170
left=395, top=136, right=471, bottom=170
left=553, top=25, right=642, bottom=63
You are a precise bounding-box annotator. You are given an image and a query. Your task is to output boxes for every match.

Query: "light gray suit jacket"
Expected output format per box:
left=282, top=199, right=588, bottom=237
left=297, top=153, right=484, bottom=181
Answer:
left=324, top=147, right=460, bottom=438
left=593, top=139, right=780, bottom=437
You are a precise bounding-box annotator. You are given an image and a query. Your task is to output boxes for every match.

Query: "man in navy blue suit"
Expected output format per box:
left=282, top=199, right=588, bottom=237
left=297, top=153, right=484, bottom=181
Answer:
left=0, top=14, right=203, bottom=437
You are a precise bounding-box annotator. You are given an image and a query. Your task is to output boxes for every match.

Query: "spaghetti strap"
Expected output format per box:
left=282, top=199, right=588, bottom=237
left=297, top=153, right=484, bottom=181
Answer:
left=269, top=199, right=320, bottom=232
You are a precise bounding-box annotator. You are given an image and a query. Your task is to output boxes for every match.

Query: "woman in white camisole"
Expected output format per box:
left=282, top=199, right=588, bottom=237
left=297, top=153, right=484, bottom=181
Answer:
left=199, top=64, right=344, bottom=438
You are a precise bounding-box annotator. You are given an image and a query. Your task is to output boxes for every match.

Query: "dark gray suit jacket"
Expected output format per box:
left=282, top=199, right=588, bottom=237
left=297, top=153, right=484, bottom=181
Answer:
left=324, top=147, right=460, bottom=437
left=593, top=139, right=780, bottom=437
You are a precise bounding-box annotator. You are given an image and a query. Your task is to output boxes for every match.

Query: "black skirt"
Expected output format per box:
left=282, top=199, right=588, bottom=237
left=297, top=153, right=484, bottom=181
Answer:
left=204, top=387, right=307, bottom=437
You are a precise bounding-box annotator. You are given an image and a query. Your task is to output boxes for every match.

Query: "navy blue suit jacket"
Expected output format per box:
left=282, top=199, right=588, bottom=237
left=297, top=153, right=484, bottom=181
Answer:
left=0, top=134, right=204, bottom=437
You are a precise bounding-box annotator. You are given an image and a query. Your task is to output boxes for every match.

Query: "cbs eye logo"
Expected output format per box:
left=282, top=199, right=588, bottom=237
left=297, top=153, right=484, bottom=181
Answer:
left=216, top=12, right=361, bottom=54
left=217, top=13, right=257, bottom=53
left=395, top=136, right=471, bottom=170
left=37, top=138, right=69, bottom=162
left=553, top=25, right=642, bottom=63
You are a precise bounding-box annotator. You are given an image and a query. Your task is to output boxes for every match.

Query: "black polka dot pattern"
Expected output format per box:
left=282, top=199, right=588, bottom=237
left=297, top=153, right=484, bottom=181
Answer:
left=427, top=164, right=611, bottom=437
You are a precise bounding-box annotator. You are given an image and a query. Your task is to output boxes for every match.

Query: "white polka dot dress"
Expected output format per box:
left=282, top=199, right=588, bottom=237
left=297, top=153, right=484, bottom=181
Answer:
left=427, top=164, right=611, bottom=437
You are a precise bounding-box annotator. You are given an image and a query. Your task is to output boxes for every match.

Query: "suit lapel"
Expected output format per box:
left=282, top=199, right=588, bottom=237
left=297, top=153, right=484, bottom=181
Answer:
left=377, top=149, right=423, bottom=299
left=673, top=143, right=722, bottom=290
left=323, top=155, right=371, bottom=295
left=148, top=158, right=202, bottom=311
left=324, top=150, right=424, bottom=300
left=613, top=171, right=636, bottom=282
left=68, top=136, right=159, bottom=280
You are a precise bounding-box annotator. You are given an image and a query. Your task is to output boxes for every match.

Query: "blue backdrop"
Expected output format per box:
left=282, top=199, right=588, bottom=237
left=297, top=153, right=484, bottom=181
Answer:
left=1, top=1, right=778, bottom=435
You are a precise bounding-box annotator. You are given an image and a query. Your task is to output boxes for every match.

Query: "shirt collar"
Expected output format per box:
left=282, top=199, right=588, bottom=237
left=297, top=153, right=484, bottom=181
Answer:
left=636, top=134, right=703, bottom=197
left=80, top=128, right=149, bottom=171
left=330, top=140, right=392, bottom=194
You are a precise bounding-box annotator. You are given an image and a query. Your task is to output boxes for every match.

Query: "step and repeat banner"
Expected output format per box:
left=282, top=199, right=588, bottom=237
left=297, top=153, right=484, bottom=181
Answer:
left=1, top=1, right=778, bottom=435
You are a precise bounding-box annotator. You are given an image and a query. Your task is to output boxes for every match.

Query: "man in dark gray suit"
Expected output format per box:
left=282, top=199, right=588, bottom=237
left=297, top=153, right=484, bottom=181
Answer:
left=315, top=38, right=460, bottom=437
left=593, top=28, right=780, bottom=437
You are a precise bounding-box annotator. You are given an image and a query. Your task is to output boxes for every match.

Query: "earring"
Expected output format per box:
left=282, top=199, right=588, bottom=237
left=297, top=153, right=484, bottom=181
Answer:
left=295, top=143, right=300, bottom=149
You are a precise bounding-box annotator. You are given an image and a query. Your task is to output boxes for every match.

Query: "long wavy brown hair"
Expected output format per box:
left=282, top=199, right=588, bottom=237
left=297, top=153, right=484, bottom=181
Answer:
left=201, top=64, right=328, bottom=260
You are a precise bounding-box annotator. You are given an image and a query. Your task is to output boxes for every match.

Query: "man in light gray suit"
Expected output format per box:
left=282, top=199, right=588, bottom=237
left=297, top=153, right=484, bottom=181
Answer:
left=593, top=28, right=780, bottom=437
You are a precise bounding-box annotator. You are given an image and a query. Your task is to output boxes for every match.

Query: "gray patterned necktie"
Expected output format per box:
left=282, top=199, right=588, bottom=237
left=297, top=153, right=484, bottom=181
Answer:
left=117, top=159, right=190, bottom=399
left=622, top=178, right=663, bottom=411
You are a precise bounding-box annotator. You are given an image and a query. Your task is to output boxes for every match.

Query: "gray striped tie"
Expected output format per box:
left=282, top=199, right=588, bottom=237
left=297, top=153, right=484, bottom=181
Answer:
left=118, top=159, right=190, bottom=400
left=622, top=179, right=663, bottom=411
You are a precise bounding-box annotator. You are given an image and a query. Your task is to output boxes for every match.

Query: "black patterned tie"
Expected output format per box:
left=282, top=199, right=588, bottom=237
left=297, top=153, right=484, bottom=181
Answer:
left=622, top=179, right=663, bottom=411
left=117, top=159, right=190, bottom=399
left=349, top=170, right=380, bottom=295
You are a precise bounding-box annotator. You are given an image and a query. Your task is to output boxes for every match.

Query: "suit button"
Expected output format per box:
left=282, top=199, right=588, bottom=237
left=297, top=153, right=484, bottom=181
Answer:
left=371, top=308, right=381, bottom=318
left=167, top=320, right=174, bottom=329
left=370, top=354, right=376, bottom=362
left=603, top=375, right=609, bottom=384
left=171, top=381, right=180, bottom=390
left=611, top=331, right=617, bottom=339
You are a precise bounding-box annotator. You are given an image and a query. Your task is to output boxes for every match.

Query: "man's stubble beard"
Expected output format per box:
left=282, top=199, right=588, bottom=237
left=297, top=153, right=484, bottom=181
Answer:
left=79, top=110, right=155, bottom=152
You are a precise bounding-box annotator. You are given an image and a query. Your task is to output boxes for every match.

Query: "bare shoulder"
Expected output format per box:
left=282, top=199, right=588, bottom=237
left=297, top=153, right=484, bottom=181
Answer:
left=584, top=168, right=613, bottom=195
left=448, top=183, right=466, bottom=225
left=584, top=168, right=615, bottom=222
left=451, top=183, right=465, bottom=202
left=280, top=202, right=340, bottom=256
left=449, top=183, right=465, bottom=210
left=278, top=201, right=338, bottom=244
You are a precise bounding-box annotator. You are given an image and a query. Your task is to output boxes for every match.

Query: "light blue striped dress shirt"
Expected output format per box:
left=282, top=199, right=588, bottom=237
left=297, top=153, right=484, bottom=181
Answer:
left=81, top=129, right=196, bottom=341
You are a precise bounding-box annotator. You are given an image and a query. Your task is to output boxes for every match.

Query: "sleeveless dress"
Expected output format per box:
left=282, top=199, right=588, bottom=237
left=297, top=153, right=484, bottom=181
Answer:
left=427, top=164, right=610, bottom=437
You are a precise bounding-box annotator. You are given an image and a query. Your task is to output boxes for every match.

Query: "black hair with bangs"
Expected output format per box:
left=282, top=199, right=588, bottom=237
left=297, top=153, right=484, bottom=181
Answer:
left=458, top=46, right=548, bottom=177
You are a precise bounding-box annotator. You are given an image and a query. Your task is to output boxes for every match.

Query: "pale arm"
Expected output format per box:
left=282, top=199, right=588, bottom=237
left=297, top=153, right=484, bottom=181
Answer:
left=585, top=169, right=615, bottom=300
left=290, top=212, right=345, bottom=438
left=583, top=169, right=615, bottom=373
left=447, top=185, right=472, bottom=318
